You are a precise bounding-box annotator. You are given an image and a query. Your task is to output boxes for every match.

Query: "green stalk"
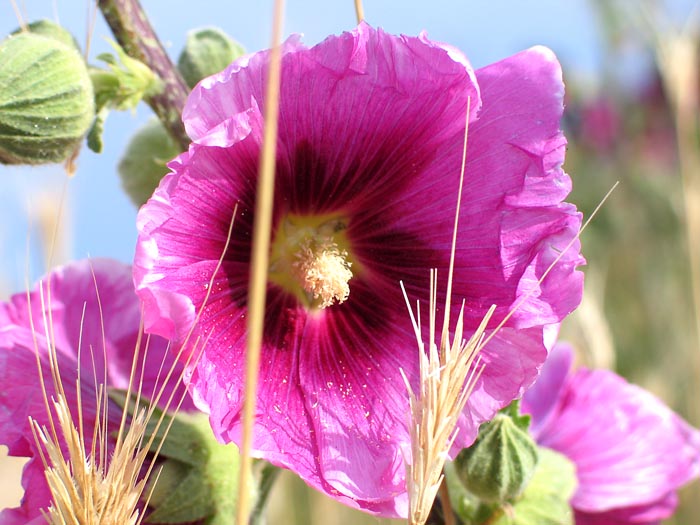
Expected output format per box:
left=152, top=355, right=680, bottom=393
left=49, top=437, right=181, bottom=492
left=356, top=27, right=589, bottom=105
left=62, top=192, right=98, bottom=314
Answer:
left=97, top=0, right=190, bottom=150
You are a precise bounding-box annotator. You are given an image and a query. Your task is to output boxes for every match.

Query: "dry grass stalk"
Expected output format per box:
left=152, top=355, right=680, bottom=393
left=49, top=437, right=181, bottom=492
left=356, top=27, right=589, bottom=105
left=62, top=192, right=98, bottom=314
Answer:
left=238, top=0, right=286, bottom=522
left=401, top=273, right=493, bottom=525
left=651, top=13, right=700, bottom=427
left=354, top=0, right=365, bottom=23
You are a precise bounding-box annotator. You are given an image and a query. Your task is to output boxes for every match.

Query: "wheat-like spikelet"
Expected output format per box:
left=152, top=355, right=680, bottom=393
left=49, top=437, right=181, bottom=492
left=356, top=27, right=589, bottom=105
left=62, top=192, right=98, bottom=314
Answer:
left=26, top=274, right=157, bottom=525
left=401, top=272, right=492, bottom=525
left=23, top=199, right=240, bottom=524
left=400, top=96, right=484, bottom=525
left=30, top=394, right=149, bottom=525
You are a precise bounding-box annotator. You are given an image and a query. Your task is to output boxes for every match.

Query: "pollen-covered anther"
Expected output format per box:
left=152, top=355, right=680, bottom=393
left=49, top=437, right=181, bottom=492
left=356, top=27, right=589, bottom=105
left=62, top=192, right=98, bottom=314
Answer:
left=292, top=237, right=353, bottom=309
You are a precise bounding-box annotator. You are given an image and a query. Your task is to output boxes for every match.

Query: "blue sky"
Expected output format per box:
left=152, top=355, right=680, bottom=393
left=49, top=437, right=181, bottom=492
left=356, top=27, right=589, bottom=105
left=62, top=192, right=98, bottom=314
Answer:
left=0, top=0, right=654, bottom=291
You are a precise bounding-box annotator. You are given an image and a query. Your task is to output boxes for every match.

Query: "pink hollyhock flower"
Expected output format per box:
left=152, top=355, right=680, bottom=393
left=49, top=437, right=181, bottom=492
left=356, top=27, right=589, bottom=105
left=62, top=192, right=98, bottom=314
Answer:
left=0, top=259, right=193, bottom=525
left=522, top=344, right=700, bottom=525
left=134, top=23, right=584, bottom=516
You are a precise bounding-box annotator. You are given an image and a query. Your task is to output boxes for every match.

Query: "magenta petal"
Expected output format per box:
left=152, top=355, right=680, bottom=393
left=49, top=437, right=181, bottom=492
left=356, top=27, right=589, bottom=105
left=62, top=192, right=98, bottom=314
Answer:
left=521, top=342, right=574, bottom=440
left=135, top=24, right=583, bottom=516
left=182, top=35, right=302, bottom=143
left=574, top=492, right=676, bottom=525
left=462, top=46, right=583, bottom=328
left=528, top=357, right=700, bottom=520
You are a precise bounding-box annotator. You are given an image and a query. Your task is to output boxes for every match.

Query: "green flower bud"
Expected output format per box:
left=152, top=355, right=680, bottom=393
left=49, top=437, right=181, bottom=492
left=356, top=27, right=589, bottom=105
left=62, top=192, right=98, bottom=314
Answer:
left=488, top=448, right=576, bottom=525
left=12, top=20, right=79, bottom=50
left=178, top=27, right=246, bottom=88
left=0, top=29, right=94, bottom=165
left=454, top=412, right=539, bottom=504
left=118, top=118, right=181, bottom=206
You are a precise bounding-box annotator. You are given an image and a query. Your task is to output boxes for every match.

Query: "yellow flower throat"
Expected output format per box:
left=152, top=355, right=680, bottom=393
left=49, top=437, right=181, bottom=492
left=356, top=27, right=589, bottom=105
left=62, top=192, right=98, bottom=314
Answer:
left=268, top=214, right=355, bottom=310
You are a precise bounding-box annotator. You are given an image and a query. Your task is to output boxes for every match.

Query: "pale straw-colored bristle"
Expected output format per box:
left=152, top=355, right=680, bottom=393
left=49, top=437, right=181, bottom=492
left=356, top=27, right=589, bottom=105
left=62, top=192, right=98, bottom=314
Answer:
left=401, top=274, right=492, bottom=525
left=30, top=396, right=148, bottom=525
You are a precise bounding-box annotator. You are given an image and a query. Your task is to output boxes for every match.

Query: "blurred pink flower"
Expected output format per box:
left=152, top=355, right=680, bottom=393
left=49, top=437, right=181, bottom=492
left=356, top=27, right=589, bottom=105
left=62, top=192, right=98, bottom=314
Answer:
left=0, top=259, right=192, bottom=525
left=579, top=96, right=621, bottom=154
left=522, top=344, right=700, bottom=525
left=134, top=23, right=584, bottom=516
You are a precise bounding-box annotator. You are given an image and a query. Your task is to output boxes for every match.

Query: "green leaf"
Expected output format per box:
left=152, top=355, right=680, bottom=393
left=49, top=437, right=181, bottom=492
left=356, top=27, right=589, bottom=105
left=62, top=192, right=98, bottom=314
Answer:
left=177, top=27, right=245, bottom=88
left=487, top=448, right=576, bottom=525
left=444, top=460, right=481, bottom=524
left=109, top=389, right=272, bottom=524
left=86, top=106, right=109, bottom=153
left=144, top=413, right=246, bottom=524
left=502, top=400, right=531, bottom=432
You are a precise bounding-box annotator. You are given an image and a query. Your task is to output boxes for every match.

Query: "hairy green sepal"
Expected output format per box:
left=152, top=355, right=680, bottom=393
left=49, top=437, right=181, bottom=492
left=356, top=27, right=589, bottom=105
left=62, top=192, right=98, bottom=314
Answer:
left=488, top=448, right=576, bottom=525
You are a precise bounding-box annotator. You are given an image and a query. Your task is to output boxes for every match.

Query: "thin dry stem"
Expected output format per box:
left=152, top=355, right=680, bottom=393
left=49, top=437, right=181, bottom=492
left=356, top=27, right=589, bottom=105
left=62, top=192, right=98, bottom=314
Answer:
left=354, top=0, right=365, bottom=23
left=654, top=20, right=700, bottom=426
left=438, top=478, right=456, bottom=525
left=85, top=1, right=100, bottom=58
left=238, top=0, right=286, bottom=522
left=10, top=0, right=27, bottom=31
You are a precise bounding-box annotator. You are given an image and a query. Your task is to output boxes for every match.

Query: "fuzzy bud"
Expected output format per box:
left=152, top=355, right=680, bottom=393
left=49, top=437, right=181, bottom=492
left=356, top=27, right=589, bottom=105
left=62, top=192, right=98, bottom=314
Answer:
left=0, top=26, right=94, bottom=165
left=454, top=412, right=539, bottom=504
left=177, top=27, right=246, bottom=88
left=118, top=118, right=181, bottom=207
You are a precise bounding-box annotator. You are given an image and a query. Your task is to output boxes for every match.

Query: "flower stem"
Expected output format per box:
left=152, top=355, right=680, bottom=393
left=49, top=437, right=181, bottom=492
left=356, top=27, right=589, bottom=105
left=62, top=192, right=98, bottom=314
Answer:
left=249, top=463, right=281, bottom=525
left=438, top=477, right=457, bottom=525
left=97, top=0, right=190, bottom=150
